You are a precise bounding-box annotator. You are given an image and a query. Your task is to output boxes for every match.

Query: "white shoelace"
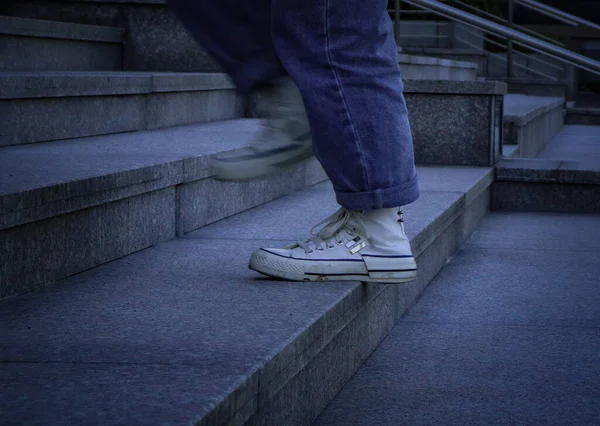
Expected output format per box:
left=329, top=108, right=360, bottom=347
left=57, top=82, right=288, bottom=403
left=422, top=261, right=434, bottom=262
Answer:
left=297, top=208, right=365, bottom=254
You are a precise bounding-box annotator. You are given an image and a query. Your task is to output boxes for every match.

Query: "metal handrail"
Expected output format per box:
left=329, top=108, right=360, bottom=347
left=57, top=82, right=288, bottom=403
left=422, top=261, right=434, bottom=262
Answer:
left=454, top=34, right=559, bottom=80
left=457, top=25, right=563, bottom=79
left=458, top=24, right=565, bottom=72
left=400, top=0, right=600, bottom=75
left=448, top=0, right=564, bottom=46
left=515, top=0, right=600, bottom=32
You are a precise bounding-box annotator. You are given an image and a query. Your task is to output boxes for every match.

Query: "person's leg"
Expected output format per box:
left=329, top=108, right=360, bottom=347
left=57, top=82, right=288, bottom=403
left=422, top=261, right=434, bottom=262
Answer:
left=168, top=0, right=313, bottom=180
left=167, top=0, right=283, bottom=92
left=271, top=0, right=419, bottom=210
left=249, top=0, right=420, bottom=283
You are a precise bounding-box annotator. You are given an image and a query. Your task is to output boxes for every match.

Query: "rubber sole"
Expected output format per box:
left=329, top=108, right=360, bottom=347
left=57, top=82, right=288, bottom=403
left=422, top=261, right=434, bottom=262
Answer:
left=248, top=251, right=417, bottom=284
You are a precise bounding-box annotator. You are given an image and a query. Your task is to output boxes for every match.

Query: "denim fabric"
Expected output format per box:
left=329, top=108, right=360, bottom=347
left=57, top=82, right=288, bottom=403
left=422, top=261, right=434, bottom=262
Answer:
left=168, top=0, right=419, bottom=210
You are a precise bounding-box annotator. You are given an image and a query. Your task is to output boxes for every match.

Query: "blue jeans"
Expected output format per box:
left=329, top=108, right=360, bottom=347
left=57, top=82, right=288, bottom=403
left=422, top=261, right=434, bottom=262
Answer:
left=168, top=0, right=419, bottom=210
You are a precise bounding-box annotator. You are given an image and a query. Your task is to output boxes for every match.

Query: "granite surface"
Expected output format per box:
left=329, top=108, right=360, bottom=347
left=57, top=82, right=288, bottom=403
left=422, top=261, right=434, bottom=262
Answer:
left=0, top=120, right=258, bottom=225
left=0, top=120, right=326, bottom=297
left=497, top=124, right=600, bottom=186
left=406, top=93, right=495, bottom=166
left=177, top=164, right=307, bottom=235
left=314, top=212, right=600, bottom=426
left=492, top=181, right=600, bottom=212
left=0, top=35, right=123, bottom=71
left=4, top=0, right=220, bottom=72
left=503, top=94, right=564, bottom=126
left=502, top=94, right=566, bottom=157
left=0, top=15, right=124, bottom=42
left=0, top=75, right=243, bottom=146
left=496, top=158, right=600, bottom=185
left=1, top=188, right=176, bottom=298
left=1, top=94, right=147, bottom=146
left=537, top=124, right=600, bottom=162
left=0, top=164, right=492, bottom=425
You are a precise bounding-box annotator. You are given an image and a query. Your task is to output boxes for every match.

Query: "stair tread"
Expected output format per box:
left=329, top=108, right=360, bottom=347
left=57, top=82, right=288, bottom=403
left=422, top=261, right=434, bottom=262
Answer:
left=0, top=165, right=492, bottom=426
left=0, top=119, right=258, bottom=217
left=0, top=15, right=124, bottom=43
left=503, top=94, right=564, bottom=124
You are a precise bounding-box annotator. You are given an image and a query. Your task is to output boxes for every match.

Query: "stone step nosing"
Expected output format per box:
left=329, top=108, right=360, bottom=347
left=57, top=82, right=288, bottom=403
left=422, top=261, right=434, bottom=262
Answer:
left=0, top=72, right=236, bottom=100
left=503, top=97, right=565, bottom=127
left=0, top=15, right=124, bottom=43
left=0, top=72, right=499, bottom=100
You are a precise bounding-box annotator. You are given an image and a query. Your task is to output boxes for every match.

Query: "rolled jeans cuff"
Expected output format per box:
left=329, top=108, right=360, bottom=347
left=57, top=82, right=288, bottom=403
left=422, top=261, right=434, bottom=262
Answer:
left=335, top=173, right=420, bottom=210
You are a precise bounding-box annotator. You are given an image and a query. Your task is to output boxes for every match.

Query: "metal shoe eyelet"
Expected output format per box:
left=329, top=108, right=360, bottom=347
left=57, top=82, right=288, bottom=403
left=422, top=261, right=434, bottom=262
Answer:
left=306, top=249, right=314, bottom=255
left=317, top=247, right=324, bottom=251
left=327, top=243, right=335, bottom=249
left=336, top=240, right=343, bottom=245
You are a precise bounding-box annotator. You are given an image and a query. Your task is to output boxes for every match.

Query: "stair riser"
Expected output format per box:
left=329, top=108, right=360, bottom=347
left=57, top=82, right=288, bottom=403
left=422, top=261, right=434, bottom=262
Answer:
left=506, top=82, right=567, bottom=98
left=494, top=159, right=600, bottom=213
left=565, top=113, right=600, bottom=125
left=0, top=35, right=122, bottom=71
left=493, top=182, right=600, bottom=213
left=0, top=89, right=243, bottom=146
left=0, top=158, right=327, bottom=299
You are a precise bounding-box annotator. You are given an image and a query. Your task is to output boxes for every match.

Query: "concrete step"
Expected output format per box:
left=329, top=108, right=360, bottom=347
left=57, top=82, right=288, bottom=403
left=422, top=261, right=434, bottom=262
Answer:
left=398, top=53, right=478, bottom=81
left=503, top=94, right=565, bottom=158
left=0, top=71, right=243, bottom=146
left=0, top=165, right=493, bottom=426
left=0, top=119, right=328, bottom=299
left=0, top=15, right=124, bottom=71
left=494, top=125, right=600, bottom=212
left=566, top=107, right=600, bottom=125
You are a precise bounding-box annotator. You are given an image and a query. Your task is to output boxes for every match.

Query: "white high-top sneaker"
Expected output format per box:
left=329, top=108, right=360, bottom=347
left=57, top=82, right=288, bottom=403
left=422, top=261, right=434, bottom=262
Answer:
left=248, top=207, right=417, bottom=283
left=212, top=77, right=313, bottom=181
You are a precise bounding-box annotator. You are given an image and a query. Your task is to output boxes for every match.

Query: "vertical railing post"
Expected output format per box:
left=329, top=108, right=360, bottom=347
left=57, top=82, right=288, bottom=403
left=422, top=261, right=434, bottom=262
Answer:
left=507, top=0, right=514, bottom=78
left=394, top=0, right=401, bottom=46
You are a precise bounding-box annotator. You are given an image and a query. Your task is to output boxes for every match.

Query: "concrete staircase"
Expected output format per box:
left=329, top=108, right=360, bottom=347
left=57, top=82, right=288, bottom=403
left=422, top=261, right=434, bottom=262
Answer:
left=3, top=2, right=596, bottom=425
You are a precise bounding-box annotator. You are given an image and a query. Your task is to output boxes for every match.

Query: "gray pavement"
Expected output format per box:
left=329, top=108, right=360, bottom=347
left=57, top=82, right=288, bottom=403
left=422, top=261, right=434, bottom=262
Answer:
left=314, top=212, right=600, bottom=426
left=538, top=125, right=600, bottom=163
